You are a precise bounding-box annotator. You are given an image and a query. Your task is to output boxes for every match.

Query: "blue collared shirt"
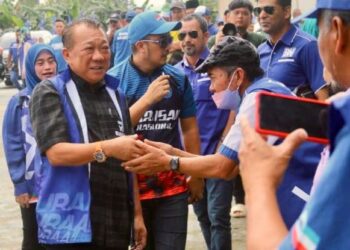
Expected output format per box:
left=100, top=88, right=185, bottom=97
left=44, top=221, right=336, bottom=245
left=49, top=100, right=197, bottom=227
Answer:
left=258, top=25, right=325, bottom=92
left=175, top=48, right=230, bottom=155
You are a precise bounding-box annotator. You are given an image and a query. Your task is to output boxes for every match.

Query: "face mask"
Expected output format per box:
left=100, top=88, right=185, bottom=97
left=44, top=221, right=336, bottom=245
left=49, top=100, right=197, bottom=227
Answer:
left=212, top=71, right=241, bottom=111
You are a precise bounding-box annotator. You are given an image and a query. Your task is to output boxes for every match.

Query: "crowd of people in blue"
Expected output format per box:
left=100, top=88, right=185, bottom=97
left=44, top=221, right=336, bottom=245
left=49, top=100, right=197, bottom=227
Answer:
left=2, top=0, right=350, bottom=249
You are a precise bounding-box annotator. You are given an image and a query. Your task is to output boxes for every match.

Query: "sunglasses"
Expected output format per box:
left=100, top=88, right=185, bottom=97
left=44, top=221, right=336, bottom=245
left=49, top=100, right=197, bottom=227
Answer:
left=178, top=31, right=198, bottom=41
left=139, top=35, right=173, bottom=48
left=253, top=6, right=275, bottom=16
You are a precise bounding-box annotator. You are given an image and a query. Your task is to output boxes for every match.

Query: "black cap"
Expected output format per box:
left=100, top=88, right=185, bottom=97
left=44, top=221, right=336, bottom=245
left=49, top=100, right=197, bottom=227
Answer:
left=109, top=12, right=121, bottom=21
left=185, top=0, right=199, bottom=9
left=196, top=36, right=260, bottom=73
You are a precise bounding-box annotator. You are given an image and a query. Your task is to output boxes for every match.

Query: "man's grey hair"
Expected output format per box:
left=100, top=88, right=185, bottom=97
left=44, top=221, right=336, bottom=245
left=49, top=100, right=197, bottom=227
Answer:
left=182, top=14, right=208, bottom=33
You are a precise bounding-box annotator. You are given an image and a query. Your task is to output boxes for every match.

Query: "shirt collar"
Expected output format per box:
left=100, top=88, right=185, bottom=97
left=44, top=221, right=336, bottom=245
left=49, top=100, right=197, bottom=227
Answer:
left=183, top=47, right=210, bottom=68
left=267, top=24, right=298, bottom=47
left=70, top=69, right=105, bottom=92
left=129, top=56, right=163, bottom=76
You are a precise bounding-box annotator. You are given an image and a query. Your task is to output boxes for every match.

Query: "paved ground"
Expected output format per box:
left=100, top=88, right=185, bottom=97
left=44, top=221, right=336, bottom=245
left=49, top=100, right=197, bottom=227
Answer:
left=0, top=83, right=246, bottom=250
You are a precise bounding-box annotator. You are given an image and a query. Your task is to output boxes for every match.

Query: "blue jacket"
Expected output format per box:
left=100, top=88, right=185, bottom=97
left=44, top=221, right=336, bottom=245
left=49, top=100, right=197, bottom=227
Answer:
left=2, top=89, right=41, bottom=196
left=2, top=44, right=57, bottom=197
left=35, top=69, right=130, bottom=244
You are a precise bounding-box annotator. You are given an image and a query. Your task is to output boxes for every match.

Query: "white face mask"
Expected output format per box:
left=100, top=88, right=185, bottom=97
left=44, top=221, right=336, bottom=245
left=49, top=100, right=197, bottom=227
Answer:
left=212, top=71, right=241, bottom=111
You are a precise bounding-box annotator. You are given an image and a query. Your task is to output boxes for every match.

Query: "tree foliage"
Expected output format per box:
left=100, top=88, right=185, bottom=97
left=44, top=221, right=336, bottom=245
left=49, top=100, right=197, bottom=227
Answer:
left=0, top=0, right=219, bottom=31
left=0, top=0, right=129, bottom=31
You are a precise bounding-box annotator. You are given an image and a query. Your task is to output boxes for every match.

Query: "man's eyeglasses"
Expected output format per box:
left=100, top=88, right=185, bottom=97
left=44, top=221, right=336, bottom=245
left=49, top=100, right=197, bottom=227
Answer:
left=139, top=36, right=173, bottom=48
left=178, top=31, right=198, bottom=41
left=253, top=6, right=275, bottom=16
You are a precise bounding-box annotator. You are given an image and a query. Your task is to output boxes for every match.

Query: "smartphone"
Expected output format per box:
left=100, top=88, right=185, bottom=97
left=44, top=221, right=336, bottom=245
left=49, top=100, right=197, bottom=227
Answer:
left=255, top=92, right=329, bottom=144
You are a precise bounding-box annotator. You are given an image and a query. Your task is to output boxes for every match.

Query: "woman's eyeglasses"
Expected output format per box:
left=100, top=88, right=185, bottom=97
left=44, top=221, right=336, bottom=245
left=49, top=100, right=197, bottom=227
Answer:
left=178, top=31, right=198, bottom=41
left=253, top=6, right=275, bottom=16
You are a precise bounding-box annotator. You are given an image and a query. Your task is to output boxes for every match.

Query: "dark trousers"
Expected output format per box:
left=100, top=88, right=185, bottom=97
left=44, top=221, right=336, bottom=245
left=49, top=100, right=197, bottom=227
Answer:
left=20, top=203, right=45, bottom=250
left=42, top=243, right=121, bottom=250
left=193, top=178, right=233, bottom=250
left=233, top=174, right=245, bottom=204
left=142, top=192, right=188, bottom=250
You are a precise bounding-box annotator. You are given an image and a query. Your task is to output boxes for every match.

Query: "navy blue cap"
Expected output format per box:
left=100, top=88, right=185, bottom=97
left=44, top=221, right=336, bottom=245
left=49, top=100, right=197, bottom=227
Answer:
left=126, top=10, right=137, bottom=22
left=307, top=0, right=350, bottom=18
left=128, top=11, right=181, bottom=45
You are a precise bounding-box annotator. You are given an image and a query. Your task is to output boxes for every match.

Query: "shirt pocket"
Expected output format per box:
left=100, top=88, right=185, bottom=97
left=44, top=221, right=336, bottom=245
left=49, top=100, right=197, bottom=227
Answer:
left=194, top=77, right=212, bottom=101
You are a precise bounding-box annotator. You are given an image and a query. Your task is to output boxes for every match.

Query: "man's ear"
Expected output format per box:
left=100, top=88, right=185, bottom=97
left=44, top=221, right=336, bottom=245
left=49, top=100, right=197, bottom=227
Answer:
left=332, top=16, right=348, bottom=55
left=62, top=48, right=70, bottom=62
left=204, top=31, right=210, bottom=43
left=134, top=41, right=146, bottom=54
left=236, top=68, right=245, bottom=87
left=284, top=6, right=292, bottom=20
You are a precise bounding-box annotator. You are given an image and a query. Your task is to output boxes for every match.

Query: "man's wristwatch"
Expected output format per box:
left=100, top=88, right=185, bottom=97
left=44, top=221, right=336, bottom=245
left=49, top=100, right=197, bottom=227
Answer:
left=169, top=156, right=180, bottom=171
left=93, top=142, right=107, bottom=163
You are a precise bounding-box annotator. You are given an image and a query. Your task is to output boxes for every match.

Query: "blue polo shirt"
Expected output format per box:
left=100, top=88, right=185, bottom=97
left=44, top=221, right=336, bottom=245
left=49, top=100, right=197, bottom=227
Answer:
left=175, top=48, right=229, bottom=155
left=258, top=25, right=325, bottom=92
left=49, top=35, right=67, bottom=73
left=112, top=26, right=131, bottom=66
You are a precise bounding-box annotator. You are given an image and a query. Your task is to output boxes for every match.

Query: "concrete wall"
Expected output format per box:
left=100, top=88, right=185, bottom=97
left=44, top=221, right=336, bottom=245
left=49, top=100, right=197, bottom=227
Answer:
left=218, top=0, right=316, bottom=18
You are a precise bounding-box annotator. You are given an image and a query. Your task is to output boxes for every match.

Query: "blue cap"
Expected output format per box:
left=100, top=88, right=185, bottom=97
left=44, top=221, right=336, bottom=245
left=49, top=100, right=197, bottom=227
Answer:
left=307, top=0, right=350, bottom=18
left=128, top=11, right=181, bottom=45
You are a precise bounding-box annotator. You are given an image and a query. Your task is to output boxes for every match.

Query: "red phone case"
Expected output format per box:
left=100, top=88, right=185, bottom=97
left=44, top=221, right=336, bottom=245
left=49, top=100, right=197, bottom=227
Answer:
left=255, top=91, right=329, bottom=144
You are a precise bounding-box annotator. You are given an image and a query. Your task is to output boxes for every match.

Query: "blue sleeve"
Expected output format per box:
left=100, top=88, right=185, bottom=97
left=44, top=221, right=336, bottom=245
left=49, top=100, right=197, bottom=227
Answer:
left=298, top=40, right=325, bottom=92
left=218, top=145, right=239, bottom=162
left=111, top=31, right=118, bottom=54
left=279, top=126, right=350, bottom=249
left=180, top=77, right=196, bottom=118
left=2, top=95, right=28, bottom=196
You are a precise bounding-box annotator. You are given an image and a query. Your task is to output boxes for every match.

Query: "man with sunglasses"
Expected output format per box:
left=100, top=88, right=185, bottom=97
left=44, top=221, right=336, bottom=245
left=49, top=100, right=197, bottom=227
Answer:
left=108, top=11, right=202, bottom=250
left=254, top=0, right=328, bottom=100
left=175, top=14, right=235, bottom=250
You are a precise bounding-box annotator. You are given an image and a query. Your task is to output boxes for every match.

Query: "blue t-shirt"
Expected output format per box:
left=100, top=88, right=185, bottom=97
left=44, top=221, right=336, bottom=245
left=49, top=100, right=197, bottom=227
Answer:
left=279, top=93, right=350, bottom=250
left=108, top=59, right=196, bottom=148
left=175, top=48, right=229, bottom=155
left=112, top=26, right=132, bottom=66
left=108, top=59, right=197, bottom=200
left=258, top=25, right=325, bottom=92
left=49, top=35, right=67, bottom=73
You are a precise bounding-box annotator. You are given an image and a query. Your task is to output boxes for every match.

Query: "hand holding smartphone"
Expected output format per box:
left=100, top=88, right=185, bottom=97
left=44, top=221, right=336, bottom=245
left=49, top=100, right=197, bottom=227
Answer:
left=255, top=92, right=329, bottom=144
